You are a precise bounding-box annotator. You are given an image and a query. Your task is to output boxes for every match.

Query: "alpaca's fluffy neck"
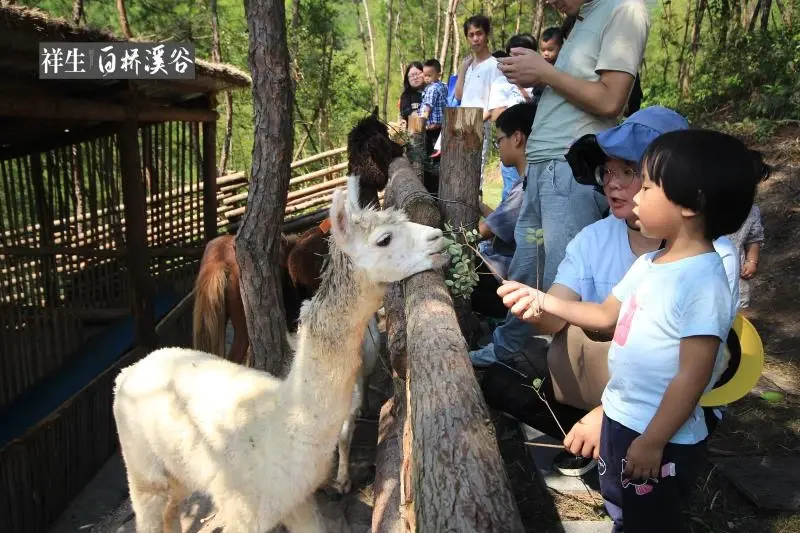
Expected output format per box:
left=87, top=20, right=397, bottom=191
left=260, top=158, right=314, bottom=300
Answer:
left=281, top=243, right=385, bottom=416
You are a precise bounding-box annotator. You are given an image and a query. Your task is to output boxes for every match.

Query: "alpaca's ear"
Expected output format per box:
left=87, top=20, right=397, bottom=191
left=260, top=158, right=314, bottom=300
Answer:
left=346, top=174, right=361, bottom=210
left=330, top=188, right=350, bottom=239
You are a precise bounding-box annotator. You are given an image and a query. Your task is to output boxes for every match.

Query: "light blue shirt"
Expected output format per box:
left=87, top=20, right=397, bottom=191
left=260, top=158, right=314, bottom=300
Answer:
left=602, top=251, right=735, bottom=444
left=553, top=216, right=741, bottom=309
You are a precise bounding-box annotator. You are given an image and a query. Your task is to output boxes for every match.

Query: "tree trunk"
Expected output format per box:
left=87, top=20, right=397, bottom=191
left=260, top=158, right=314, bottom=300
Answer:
left=760, top=0, right=772, bottom=30
left=675, top=0, right=694, bottom=98
left=748, top=0, right=762, bottom=31
left=718, top=0, right=731, bottom=47
left=210, top=0, right=234, bottom=175
left=660, top=0, right=673, bottom=86
left=382, top=0, right=395, bottom=121
left=451, top=10, right=461, bottom=75
left=356, top=2, right=377, bottom=107
left=237, top=0, right=294, bottom=376
left=407, top=115, right=427, bottom=181
left=72, top=0, right=84, bottom=25
left=395, top=10, right=404, bottom=101
left=500, top=0, right=508, bottom=46
left=116, top=0, right=133, bottom=38
left=681, top=0, right=706, bottom=97
left=532, top=0, right=545, bottom=40
left=439, top=0, right=456, bottom=73
left=439, top=107, right=483, bottom=341
left=435, top=0, right=443, bottom=58
left=362, top=0, right=379, bottom=107
left=292, top=0, right=301, bottom=28
left=515, top=0, right=521, bottom=33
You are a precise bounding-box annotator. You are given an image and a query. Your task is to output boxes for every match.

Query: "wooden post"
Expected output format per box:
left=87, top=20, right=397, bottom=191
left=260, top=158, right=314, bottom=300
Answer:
left=118, top=119, right=157, bottom=350
left=407, top=115, right=427, bottom=182
left=374, top=157, right=441, bottom=533
left=377, top=156, right=523, bottom=532
left=29, top=152, right=58, bottom=306
left=438, top=106, right=484, bottom=341
left=202, top=118, right=218, bottom=241
left=404, top=263, right=524, bottom=533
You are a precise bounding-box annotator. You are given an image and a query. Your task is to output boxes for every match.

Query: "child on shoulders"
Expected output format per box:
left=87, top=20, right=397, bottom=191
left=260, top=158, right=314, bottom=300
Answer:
left=499, top=129, right=769, bottom=532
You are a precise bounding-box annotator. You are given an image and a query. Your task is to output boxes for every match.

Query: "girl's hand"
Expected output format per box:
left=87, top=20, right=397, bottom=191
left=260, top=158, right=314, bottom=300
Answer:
left=741, top=260, right=758, bottom=279
left=564, top=406, right=603, bottom=459
left=497, top=280, right=546, bottom=320
left=624, top=435, right=664, bottom=480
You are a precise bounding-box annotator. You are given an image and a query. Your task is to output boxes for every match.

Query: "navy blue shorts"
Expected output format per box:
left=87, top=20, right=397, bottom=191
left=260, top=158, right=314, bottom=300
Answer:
left=598, top=415, right=706, bottom=533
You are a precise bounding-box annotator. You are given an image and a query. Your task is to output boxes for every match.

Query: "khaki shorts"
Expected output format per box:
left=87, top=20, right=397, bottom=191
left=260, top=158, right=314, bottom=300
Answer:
left=547, top=325, right=611, bottom=412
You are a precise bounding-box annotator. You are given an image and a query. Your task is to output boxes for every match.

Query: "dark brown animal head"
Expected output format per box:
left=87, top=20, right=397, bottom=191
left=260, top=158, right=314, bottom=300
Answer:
left=347, top=107, right=404, bottom=208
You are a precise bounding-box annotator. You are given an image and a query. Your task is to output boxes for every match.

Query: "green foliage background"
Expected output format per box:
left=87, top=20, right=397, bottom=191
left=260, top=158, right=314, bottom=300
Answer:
left=28, top=0, right=800, bottom=171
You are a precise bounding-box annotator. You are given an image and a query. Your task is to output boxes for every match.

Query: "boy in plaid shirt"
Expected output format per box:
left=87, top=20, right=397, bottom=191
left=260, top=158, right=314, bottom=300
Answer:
left=419, top=59, right=449, bottom=194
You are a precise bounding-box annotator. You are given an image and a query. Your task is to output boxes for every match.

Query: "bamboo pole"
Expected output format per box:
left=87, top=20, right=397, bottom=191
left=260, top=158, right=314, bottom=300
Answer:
left=290, top=145, right=346, bottom=169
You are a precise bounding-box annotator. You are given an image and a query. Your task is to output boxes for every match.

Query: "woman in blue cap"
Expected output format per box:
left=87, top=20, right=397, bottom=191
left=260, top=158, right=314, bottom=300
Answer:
left=473, top=106, right=740, bottom=367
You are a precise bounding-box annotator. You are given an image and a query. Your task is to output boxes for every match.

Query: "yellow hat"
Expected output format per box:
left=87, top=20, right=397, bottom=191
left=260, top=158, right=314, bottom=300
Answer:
left=700, top=314, right=764, bottom=407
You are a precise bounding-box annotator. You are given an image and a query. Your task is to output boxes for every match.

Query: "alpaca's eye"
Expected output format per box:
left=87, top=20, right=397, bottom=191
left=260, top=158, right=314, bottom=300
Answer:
left=376, top=234, right=392, bottom=247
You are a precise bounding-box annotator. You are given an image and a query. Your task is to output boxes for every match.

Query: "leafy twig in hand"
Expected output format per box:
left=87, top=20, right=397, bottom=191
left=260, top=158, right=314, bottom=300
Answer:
left=522, top=377, right=568, bottom=438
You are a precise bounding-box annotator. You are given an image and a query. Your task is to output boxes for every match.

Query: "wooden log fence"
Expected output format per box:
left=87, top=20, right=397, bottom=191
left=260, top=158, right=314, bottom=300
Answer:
left=376, top=154, right=524, bottom=532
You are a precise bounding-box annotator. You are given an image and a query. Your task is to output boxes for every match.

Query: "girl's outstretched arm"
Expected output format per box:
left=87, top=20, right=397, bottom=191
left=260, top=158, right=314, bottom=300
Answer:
left=497, top=280, right=621, bottom=332
left=624, top=335, right=719, bottom=480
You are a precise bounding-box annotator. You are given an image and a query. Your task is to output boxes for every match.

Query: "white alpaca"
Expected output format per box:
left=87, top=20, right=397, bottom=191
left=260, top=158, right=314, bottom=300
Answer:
left=112, top=176, right=446, bottom=533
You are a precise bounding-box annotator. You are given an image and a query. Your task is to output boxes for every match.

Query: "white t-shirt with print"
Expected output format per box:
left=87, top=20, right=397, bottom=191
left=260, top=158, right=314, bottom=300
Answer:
left=460, top=56, right=501, bottom=109
left=602, top=251, right=735, bottom=445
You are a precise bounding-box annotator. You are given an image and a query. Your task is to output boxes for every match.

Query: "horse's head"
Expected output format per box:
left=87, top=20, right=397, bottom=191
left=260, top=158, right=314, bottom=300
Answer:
left=347, top=108, right=405, bottom=207
left=328, top=176, right=447, bottom=283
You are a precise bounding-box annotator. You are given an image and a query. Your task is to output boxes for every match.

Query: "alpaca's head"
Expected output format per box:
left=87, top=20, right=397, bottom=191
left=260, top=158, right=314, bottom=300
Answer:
left=329, top=176, right=446, bottom=283
left=347, top=107, right=405, bottom=208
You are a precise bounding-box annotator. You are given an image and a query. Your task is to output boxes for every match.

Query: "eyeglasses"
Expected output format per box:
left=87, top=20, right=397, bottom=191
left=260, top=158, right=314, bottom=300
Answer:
left=493, top=134, right=508, bottom=150
left=594, top=165, right=639, bottom=188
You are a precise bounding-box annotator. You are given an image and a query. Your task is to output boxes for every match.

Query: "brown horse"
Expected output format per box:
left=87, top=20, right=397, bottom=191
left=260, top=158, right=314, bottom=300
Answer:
left=192, top=231, right=300, bottom=365
left=192, top=109, right=403, bottom=366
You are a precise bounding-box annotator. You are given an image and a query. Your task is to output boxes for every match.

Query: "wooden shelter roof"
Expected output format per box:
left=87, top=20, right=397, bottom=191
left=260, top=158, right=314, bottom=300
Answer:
left=0, top=5, right=252, bottom=148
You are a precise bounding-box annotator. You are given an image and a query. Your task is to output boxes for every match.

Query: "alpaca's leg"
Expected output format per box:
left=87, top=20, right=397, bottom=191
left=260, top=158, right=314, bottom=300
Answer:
left=128, top=479, right=170, bottom=533
left=333, top=384, right=360, bottom=494
left=162, top=476, right=188, bottom=533
left=283, top=497, right=325, bottom=533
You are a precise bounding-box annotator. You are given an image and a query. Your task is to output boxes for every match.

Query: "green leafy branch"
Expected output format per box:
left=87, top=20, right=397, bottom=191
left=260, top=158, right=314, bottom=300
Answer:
left=442, top=222, right=481, bottom=300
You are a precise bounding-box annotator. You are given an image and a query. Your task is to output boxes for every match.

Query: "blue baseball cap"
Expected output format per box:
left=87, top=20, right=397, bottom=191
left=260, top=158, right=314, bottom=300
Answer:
left=565, top=106, right=689, bottom=189
left=596, top=106, right=689, bottom=162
